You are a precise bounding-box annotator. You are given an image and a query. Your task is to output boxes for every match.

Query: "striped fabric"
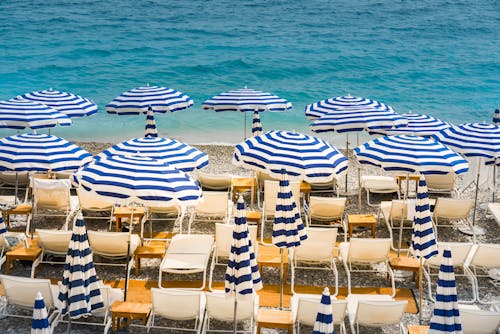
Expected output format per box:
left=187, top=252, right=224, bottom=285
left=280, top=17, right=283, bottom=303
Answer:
left=354, top=135, right=469, bottom=175
left=202, top=88, right=292, bottom=112
left=73, top=155, right=202, bottom=207
left=252, top=111, right=262, bottom=136
left=305, top=95, right=393, bottom=120
left=272, top=173, right=307, bottom=248
left=0, top=133, right=92, bottom=172
left=493, top=109, right=500, bottom=125
left=96, top=137, right=208, bottom=172
left=225, top=196, right=263, bottom=296
left=313, top=287, right=334, bottom=334
left=31, top=291, right=50, bottom=334
left=433, top=123, right=500, bottom=159
left=0, top=217, right=6, bottom=235
left=144, top=107, right=158, bottom=138
left=18, top=89, right=97, bottom=117
left=233, top=130, right=348, bottom=183
left=428, top=248, right=463, bottom=334
left=0, top=99, right=71, bottom=130
left=370, top=113, right=450, bottom=137
left=106, top=85, right=193, bottom=114
left=411, top=175, right=438, bottom=259
left=58, top=215, right=104, bottom=319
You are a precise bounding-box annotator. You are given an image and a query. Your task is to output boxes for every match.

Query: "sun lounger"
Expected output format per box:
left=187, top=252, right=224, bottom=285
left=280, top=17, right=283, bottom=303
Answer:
left=306, top=196, right=347, bottom=241
left=465, top=243, right=500, bottom=304
left=197, top=172, right=232, bottom=191
left=347, top=297, right=407, bottom=334
left=487, top=202, right=500, bottom=227
left=361, top=176, right=400, bottom=207
left=31, top=229, right=72, bottom=277
left=378, top=200, right=415, bottom=251
left=459, top=305, right=500, bottom=334
left=291, top=293, right=347, bottom=334
left=0, top=229, right=27, bottom=270
left=188, top=191, right=233, bottom=234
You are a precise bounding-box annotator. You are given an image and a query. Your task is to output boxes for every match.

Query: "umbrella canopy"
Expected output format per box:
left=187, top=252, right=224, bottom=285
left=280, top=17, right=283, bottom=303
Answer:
left=233, top=130, right=348, bottom=183
left=354, top=135, right=469, bottom=175
left=428, top=248, right=463, bottom=334
left=31, top=291, right=50, bottom=334
left=0, top=133, right=92, bottom=172
left=144, top=107, right=158, bottom=138
left=73, top=155, right=202, bottom=207
left=96, top=137, right=208, bottom=173
left=312, top=287, right=334, bottom=334
left=202, top=88, right=292, bottom=112
left=58, top=215, right=104, bottom=319
left=18, top=89, right=98, bottom=118
left=370, top=113, right=450, bottom=137
left=252, top=111, right=262, bottom=136
left=106, top=85, right=193, bottom=115
left=305, top=95, right=393, bottom=120
left=493, top=109, right=500, bottom=125
left=0, top=99, right=72, bottom=130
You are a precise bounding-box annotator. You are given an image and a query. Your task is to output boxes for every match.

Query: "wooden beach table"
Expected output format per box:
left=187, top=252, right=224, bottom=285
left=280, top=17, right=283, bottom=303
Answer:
left=111, top=301, right=151, bottom=331
left=231, top=177, right=258, bottom=204
left=113, top=206, right=145, bottom=232
left=1, top=203, right=31, bottom=229
left=408, top=325, right=429, bottom=334
left=347, top=214, right=377, bottom=238
left=5, top=244, right=41, bottom=275
left=257, top=308, right=293, bottom=334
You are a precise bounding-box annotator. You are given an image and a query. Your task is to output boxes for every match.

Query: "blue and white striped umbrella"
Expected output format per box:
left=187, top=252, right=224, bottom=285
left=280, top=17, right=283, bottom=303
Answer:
left=18, top=89, right=98, bottom=118
left=0, top=99, right=72, bottom=130
left=73, top=155, right=202, bottom=207
left=493, top=109, right=500, bottom=125
left=31, top=291, right=50, bottom=334
left=252, top=111, right=262, bottom=136
left=305, top=95, right=393, bottom=120
left=0, top=133, right=92, bottom=172
left=96, top=137, right=208, bottom=173
left=233, top=130, right=348, bottom=183
left=58, top=214, right=104, bottom=319
left=144, top=107, right=158, bottom=138
left=106, top=85, right=194, bottom=114
left=354, top=135, right=469, bottom=175
left=202, top=88, right=292, bottom=112
left=0, top=217, right=6, bottom=236
left=225, top=196, right=263, bottom=296
left=313, top=287, right=334, bottom=334
left=370, top=113, right=450, bottom=137
left=428, top=248, right=462, bottom=334
left=411, top=175, right=438, bottom=260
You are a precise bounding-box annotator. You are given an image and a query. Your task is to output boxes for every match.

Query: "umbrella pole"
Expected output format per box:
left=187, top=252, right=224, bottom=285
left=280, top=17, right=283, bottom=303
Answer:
left=345, top=133, right=349, bottom=193
left=14, top=172, right=18, bottom=205
left=123, top=204, right=134, bottom=301
left=398, top=173, right=410, bottom=257
left=493, top=161, right=497, bottom=203
left=66, top=317, right=71, bottom=333
left=233, top=295, right=238, bottom=334
left=279, top=247, right=284, bottom=309
left=472, top=159, right=481, bottom=243
left=243, top=112, right=247, bottom=140
left=419, top=257, right=423, bottom=324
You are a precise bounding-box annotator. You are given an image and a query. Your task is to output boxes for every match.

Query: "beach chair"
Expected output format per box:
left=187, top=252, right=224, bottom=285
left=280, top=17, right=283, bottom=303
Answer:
left=0, top=229, right=27, bottom=270
left=144, top=204, right=183, bottom=237
left=255, top=171, right=279, bottom=207
left=147, top=288, right=206, bottom=333
left=465, top=243, right=500, bottom=304
left=306, top=196, right=347, bottom=241
left=290, top=227, right=339, bottom=296
left=159, top=234, right=214, bottom=290
left=347, top=299, right=407, bottom=334
left=76, top=188, right=115, bottom=229
left=378, top=200, right=415, bottom=251
left=360, top=175, right=400, bottom=207
left=339, top=238, right=395, bottom=297
left=308, top=179, right=340, bottom=197
left=487, top=202, right=500, bottom=227
left=197, top=172, right=232, bottom=191
left=31, top=229, right=72, bottom=277
left=423, top=242, right=475, bottom=303
left=209, top=223, right=258, bottom=290
left=202, top=291, right=259, bottom=334
left=425, top=172, right=457, bottom=197
left=0, top=275, right=61, bottom=333
left=188, top=191, right=233, bottom=234
left=459, top=305, right=500, bottom=334
left=291, top=294, right=347, bottom=334
left=432, top=197, right=474, bottom=239
left=261, top=180, right=301, bottom=244
left=0, top=171, right=29, bottom=194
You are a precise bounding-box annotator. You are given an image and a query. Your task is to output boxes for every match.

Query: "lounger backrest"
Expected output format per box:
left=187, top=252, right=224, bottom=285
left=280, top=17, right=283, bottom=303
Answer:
left=470, top=243, right=500, bottom=268
left=151, top=288, right=204, bottom=320
left=308, top=196, right=346, bottom=220
left=309, top=179, right=338, bottom=190
left=148, top=204, right=180, bottom=215
left=433, top=198, right=473, bottom=220
left=294, top=227, right=337, bottom=262
left=263, top=180, right=301, bottom=216
left=425, top=173, right=456, bottom=191
left=167, top=234, right=214, bottom=254
left=205, top=292, right=256, bottom=322
left=361, top=176, right=398, bottom=190
left=36, top=229, right=72, bottom=255
left=194, top=191, right=229, bottom=215
left=0, top=171, right=29, bottom=186
left=389, top=200, right=409, bottom=221
left=77, top=188, right=114, bottom=211
left=426, top=242, right=473, bottom=267
left=460, top=307, right=500, bottom=334
left=33, top=178, right=71, bottom=210
left=348, top=238, right=391, bottom=263
left=295, top=296, right=346, bottom=326
left=355, top=300, right=407, bottom=326
left=215, top=223, right=258, bottom=258
left=197, top=172, right=232, bottom=190
left=88, top=231, right=139, bottom=257
left=0, top=275, right=54, bottom=309
left=257, top=171, right=278, bottom=189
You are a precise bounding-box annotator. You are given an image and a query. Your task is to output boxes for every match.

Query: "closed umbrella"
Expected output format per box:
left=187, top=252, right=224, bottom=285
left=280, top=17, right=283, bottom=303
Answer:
left=369, top=113, right=450, bottom=137
left=31, top=291, right=50, bottom=334
left=492, top=108, right=500, bottom=125
left=252, top=111, right=262, bottom=136
left=312, top=287, right=334, bottom=334
left=428, top=248, right=462, bottom=334
left=0, top=99, right=71, bottom=130
left=144, top=107, right=158, bottom=138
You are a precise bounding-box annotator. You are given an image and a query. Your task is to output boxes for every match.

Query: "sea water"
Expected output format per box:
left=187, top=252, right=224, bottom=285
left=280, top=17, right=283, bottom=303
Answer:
left=0, top=0, right=498, bottom=146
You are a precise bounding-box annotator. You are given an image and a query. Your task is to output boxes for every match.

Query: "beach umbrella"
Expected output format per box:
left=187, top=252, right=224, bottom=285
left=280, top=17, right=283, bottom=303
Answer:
left=106, top=85, right=193, bottom=115
left=18, top=89, right=98, bottom=118
left=428, top=248, right=462, bottom=334
left=144, top=107, right=158, bottom=138
left=0, top=99, right=72, bottom=130
left=312, top=287, right=334, bottom=334
left=31, top=291, right=50, bottom=334
left=369, top=113, right=450, bottom=137
left=202, top=88, right=292, bottom=139
left=306, top=95, right=394, bottom=120
left=58, top=214, right=104, bottom=331
left=492, top=108, right=500, bottom=125
left=225, top=196, right=262, bottom=334
left=252, top=111, right=262, bottom=136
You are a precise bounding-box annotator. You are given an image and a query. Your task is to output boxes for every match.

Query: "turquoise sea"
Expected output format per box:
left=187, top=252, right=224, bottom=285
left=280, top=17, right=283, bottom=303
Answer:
left=0, top=0, right=498, bottom=145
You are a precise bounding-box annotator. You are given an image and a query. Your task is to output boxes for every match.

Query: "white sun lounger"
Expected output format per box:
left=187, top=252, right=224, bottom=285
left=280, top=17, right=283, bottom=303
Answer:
left=487, top=203, right=500, bottom=227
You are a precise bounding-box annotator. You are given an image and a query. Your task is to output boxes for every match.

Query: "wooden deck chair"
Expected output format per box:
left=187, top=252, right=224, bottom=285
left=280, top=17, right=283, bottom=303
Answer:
left=459, top=305, right=500, bottom=334
left=209, top=223, right=258, bottom=290
left=290, top=227, right=339, bottom=296
left=202, top=291, right=259, bottom=334
left=361, top=176, right=400, bottom=207
left=306, top=196, right=347, bottom=241
left=0, top=275, right=61, bottom=333
left=76, top=188, right=115, bottom=229
left=465, top=243, right=500, bottom=304
left=188, top=191, right=233, bottom=234
left=308, top=178, right=340, bottom=197
left=432, top=197, right=474, bottom=239
left=423, top=242, right=475, bottom=303
left=31, top=229, right=72, bottom=277
left=147, top=288, right=206, bottom=333
left=348, top=299, right=407, bottom=334
left=425, top=172, right=457, bottom=197
left=291, top=294, right=347, bottom=334
left=378, top=200, right=415, bottom=252
left=339, top=238, right=395, bottom=297
left=0, top=230, right=27, bottom=270
left=197, top=171, right=232, bottom=191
